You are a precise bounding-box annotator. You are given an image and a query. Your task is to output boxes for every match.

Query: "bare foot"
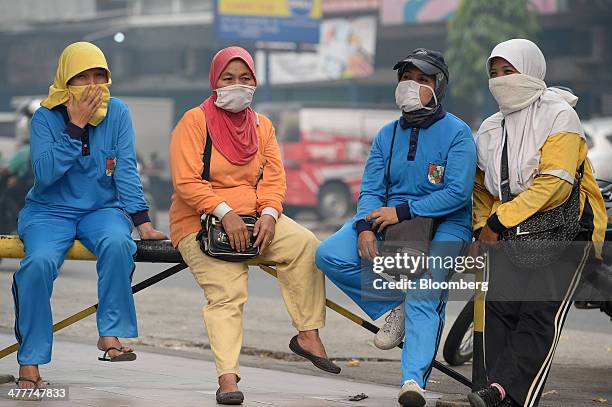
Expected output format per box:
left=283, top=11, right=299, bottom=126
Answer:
left=97, top=336, right=134, bottom=359
left=218, top=373, right=239, bottom=393
left=297, top=329, right=328, bottom=358
left=17, top=365, right=42, bottom=389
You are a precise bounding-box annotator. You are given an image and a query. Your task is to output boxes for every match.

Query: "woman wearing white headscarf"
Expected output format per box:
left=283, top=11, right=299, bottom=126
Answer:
left=468, top=39, right=606, bottom=407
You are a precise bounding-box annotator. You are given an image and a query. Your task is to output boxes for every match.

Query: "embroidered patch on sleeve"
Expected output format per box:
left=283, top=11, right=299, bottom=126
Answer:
left=105, top=157, right=117, bottom=176
left=427, top=163, right=445, bottom=184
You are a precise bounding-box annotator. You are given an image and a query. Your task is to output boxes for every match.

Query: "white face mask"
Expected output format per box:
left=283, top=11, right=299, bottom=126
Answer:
left=488, top=74, right=546, bottom=115
left=395, top=80, right=437, bottom=113
left=214, top=84, right=256, bottom=113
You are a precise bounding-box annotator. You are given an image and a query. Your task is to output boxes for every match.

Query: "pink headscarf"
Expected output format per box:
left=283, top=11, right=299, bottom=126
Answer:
left=201, top=47, right=258, bottom=166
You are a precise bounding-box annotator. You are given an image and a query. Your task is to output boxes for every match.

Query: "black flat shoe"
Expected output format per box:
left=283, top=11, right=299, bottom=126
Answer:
left=216, top=389, right=244, bottom=405
left=468, top=387, right=503, bottom=407
left=289, top=335, right=341, bottom=374
left=98, top=347, right=137, bottom=362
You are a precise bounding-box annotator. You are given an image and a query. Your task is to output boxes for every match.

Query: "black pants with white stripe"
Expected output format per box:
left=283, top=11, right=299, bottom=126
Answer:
left=483, top=233, right=593, bottom=407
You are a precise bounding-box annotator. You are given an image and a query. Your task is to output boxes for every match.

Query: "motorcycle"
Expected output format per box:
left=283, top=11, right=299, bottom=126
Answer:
left=442, top=179, right=612, bottom=366
left=0, top=166, right=32, bottom=235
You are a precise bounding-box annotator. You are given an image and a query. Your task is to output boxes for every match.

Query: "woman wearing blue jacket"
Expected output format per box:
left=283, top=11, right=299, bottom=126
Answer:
left=12, top=42, right=166, bottom=390
left=316, top=49, right=476, bottom=407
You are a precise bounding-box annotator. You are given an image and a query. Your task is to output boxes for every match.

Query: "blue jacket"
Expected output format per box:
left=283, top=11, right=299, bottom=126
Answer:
left=354, top=112, right=476, bottom=241
left=25, top=97, right=149, bottom=221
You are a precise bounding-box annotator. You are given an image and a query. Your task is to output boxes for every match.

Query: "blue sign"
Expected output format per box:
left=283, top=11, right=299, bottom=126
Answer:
left=215, top=0, right=321, bottom=44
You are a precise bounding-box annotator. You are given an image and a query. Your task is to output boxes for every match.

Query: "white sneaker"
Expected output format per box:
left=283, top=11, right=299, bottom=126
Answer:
left=398, top=380, right=426, bottom=407
left=374, top=305, right=405, bottom=350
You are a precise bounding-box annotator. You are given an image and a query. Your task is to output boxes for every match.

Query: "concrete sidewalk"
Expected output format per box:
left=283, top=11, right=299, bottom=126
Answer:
left=0, top=333, right=446, bottom=407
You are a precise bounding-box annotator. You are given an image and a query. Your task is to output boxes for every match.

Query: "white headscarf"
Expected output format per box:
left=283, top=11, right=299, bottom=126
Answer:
left=476, top=39, right=584, bottom=199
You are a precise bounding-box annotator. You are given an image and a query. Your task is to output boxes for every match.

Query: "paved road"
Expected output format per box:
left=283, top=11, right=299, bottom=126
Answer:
left=0, top=333, right=437, bottom=406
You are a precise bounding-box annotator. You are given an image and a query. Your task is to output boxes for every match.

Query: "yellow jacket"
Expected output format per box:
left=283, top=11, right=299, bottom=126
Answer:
left=473, top=132, right=607, bottom=259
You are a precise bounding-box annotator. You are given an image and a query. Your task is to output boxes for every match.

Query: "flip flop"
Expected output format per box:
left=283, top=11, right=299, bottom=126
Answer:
left=15, top=376, right=45, bottom=387
left=98, top=346, right=137, bottom=362
left=289, top=335, right=341, bottom=374
left=12, top=377, right=44, bottom=401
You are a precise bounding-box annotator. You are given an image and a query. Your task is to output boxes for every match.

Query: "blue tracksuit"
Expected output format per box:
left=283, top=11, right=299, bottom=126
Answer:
left=316, top=111, right=476, bottom=387
left=12, top=97, right=148, bottom=365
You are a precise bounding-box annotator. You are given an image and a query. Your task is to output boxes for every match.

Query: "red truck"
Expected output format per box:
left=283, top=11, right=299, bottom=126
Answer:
left=257, top=103, right=398, bottom=219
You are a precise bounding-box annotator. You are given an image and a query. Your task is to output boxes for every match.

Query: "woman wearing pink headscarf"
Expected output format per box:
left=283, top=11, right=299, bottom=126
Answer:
left=169, top=47, right=339, bottom=405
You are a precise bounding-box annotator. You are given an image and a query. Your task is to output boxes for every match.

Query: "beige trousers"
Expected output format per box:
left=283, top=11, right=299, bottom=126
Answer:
left=177, top=215, right=326, bottom=378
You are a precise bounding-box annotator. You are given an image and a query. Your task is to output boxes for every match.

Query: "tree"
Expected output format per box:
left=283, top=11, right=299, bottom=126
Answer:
left=446, top=0, right=539, bottom=122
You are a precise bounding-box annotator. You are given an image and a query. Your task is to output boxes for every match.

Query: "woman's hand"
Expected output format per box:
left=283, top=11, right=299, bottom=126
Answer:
left=358, top=230, right=378, bottom=262
left=367, top=207, right=399, bottom=233
left=136, top=222, right=168, bottom=240
left=253, top=215, right=276, bottom=254
left=478, top=225, right=499, bottom=244
left=67, top=85, right=102, bottom=128
left=221, top=211, right=250, bottom=252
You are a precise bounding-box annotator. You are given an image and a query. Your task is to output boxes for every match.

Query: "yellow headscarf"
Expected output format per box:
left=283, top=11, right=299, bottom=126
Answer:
left=41, top=42, right=112, bottom=126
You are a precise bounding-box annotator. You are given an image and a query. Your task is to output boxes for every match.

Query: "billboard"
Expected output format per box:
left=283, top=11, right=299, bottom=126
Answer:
left=380, top=0, right=563, bottom=26
left=322, top=0, right=381, bottom=13
left=257, top=16, right=377, bottom=85
left=215, top=0, right=322, bottom=43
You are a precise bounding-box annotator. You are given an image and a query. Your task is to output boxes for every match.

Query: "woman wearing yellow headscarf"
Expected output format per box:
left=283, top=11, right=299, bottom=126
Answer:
left=12, top=42, right=166, bottom=391
left=41, top=41, right=113, bottom=125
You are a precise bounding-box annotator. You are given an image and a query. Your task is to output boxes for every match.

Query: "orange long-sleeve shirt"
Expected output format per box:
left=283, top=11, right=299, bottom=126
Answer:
left=169, top=107, right=286, bottom=246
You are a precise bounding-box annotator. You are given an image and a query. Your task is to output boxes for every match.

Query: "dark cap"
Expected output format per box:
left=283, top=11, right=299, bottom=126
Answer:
left=393, top=48, right=449, bottom=80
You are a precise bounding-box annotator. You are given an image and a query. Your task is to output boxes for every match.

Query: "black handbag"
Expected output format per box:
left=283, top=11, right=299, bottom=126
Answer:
left=195, top=126, right=260, bottom=262
left=196, top=213, right=260, bottom=262
left=379, top=121, right=435, bottom=279
left=498, top=120, right=585, bottom=268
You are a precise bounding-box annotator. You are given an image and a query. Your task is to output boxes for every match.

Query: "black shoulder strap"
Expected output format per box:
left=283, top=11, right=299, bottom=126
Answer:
left=500, top=119, right=512, bottom=203
left=202, top=126, right=212, bottom=181
left=385, top=120, right=398, bottom=206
